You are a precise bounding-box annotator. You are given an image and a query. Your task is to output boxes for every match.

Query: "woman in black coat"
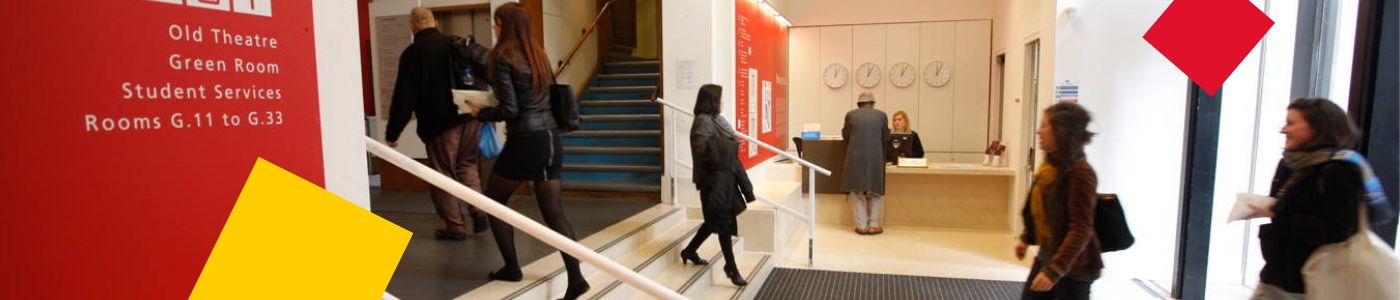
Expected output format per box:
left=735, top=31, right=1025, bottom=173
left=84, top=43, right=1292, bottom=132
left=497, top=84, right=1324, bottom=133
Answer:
left=680, top=84, right=755, bottom=287
left=1249, top=98, right=1392, bottom=299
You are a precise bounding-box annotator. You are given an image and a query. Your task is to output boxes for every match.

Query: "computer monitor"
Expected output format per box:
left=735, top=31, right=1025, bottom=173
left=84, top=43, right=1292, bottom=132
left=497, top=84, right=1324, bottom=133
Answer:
left=887, top=133, right=916, bottom=162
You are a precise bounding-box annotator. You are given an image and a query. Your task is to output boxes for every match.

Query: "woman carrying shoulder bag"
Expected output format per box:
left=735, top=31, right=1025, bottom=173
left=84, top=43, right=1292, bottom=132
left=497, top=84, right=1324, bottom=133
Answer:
left=1015, top=102, right=1103, bottom=300
left=462, top=3, right=590, bottom=299
left=1250, top=98, right=1396, bottom=300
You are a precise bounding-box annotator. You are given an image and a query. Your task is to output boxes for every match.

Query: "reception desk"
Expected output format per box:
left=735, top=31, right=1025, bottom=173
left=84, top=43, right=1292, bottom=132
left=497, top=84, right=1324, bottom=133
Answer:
left=798, top=139, right=1017, bottom=230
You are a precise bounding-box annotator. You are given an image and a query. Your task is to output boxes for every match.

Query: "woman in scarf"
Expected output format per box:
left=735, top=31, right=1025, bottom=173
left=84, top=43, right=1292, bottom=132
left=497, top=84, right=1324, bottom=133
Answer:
left=1250, top=98, right=1392, bottom=299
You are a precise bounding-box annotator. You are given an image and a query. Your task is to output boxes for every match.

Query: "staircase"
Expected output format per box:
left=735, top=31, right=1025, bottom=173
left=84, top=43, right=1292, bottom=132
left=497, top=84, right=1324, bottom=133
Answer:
left=456, top=164, right=807, bottom=300
left=455, top=204, right=777, bottom=300
left=561, top=57, right=663, bottom=194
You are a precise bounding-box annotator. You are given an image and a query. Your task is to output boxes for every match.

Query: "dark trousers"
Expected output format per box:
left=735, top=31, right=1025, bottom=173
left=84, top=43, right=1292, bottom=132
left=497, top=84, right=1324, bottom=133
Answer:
left=1021, top=260, right=1092, bottom=300
left=424, top=120, right=485, bottom=234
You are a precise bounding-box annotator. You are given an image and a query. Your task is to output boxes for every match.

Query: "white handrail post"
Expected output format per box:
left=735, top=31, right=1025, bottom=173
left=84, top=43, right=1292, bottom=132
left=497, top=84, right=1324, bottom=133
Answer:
left=365, top=137, right=684, bottom=300
left=807, top=168, right=816, bottom=266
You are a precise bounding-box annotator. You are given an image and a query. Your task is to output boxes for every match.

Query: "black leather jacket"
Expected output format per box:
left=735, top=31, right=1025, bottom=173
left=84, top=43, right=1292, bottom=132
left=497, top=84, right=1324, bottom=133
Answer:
left=474, top=53, right=556, bottom=134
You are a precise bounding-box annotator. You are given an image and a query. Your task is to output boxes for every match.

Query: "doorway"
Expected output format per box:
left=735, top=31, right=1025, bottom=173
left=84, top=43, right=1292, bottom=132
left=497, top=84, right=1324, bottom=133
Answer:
left=1021, top=39, right=1041, bottom=186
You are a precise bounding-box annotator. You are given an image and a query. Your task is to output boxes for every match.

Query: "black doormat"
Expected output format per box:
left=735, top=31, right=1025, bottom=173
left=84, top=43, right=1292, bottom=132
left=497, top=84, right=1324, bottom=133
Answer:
left=755, top=268, right=1024, bottom=300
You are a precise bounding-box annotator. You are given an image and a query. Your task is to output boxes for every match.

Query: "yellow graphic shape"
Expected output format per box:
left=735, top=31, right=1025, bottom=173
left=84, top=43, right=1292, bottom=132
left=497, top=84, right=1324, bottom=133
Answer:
left=190, top=158, right=410, bottom=299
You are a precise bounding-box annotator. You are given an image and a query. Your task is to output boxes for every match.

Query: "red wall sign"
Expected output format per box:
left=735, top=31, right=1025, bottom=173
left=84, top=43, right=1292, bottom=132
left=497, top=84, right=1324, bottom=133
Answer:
left=0, top=0, right=323, bottom=297
left=735, top=0, right=789, bottom=168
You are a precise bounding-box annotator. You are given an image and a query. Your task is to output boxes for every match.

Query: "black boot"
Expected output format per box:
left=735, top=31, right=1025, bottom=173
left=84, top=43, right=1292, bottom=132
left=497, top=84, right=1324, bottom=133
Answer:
left=724, top=267, right=748, bottom=286
left=487, top=266, right=522, bottom=282
left=471, top=212, right=489, bottom=234
left=680, top=250, right=710, bottom=265
left=558, top=279, right=590, bottom=300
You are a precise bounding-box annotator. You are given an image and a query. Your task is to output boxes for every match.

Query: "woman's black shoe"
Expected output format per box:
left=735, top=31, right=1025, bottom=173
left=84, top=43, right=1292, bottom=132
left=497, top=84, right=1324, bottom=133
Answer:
left=680, top=251, right=709, bottom=265
left=487, top=266, right=523, bottom=282
left=558, top=281, right=590, bottom=300
left=434, top=230, right=468, bottom=241
left=724, top=267, right=748, bottom=286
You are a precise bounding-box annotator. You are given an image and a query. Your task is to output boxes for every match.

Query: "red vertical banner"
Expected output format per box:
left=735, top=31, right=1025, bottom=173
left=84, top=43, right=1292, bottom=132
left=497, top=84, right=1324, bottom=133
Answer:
left=0, top=0, right=323, bottom=297
left=734, top=0, right=789, bottom=168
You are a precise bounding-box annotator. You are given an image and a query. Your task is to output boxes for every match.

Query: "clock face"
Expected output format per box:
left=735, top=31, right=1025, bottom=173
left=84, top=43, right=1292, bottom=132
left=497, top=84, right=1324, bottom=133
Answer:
left=923, top=61, right=952, bottom=87
left=823, top=63, right=849, bottom=88
left=855, top=62, right=882, bottom=88
left=888, top=62, right=916, bottom=88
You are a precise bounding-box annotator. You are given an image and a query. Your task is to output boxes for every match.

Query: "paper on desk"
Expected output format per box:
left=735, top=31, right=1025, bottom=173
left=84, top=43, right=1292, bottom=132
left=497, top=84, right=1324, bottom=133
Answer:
left=452, top=90, right=498, bottom=115
left=1228, top=193, right=1279, bottom=222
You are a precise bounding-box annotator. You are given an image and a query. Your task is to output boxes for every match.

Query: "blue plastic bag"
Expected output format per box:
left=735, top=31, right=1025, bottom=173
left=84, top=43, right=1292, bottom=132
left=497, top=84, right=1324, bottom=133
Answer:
left=479, top=123, right=503, bottom=160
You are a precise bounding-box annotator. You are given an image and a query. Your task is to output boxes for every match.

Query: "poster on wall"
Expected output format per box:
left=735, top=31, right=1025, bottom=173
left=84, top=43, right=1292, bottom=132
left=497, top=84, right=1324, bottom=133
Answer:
left=735, top=0, right=789, bottom=168
left=0, top=0, right=324, bottom=297
left=374, top=15, right=412, bottom=119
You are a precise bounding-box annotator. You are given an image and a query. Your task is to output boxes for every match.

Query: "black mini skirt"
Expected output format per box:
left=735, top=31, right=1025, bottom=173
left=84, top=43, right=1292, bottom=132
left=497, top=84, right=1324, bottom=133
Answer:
left=492, top=129, right=563, bottom=181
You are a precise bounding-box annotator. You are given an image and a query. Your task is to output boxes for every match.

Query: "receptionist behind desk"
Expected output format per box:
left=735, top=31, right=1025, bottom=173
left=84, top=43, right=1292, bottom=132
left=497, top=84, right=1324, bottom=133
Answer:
left=888, top=111, right=925, bottom=161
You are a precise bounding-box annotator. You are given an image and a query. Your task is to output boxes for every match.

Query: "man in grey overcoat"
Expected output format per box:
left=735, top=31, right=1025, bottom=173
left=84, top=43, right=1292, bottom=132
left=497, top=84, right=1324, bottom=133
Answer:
left=842, top=92, right=890, bottom=235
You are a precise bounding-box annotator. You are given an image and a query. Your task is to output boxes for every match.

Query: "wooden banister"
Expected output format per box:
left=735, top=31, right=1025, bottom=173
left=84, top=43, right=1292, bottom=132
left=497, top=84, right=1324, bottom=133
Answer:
left=555, top=0, right=617, bottom=79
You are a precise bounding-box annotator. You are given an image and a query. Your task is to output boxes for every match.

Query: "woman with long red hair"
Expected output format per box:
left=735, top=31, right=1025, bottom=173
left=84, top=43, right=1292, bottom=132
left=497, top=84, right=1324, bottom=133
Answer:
left=463, top=3, right=589, bottom=298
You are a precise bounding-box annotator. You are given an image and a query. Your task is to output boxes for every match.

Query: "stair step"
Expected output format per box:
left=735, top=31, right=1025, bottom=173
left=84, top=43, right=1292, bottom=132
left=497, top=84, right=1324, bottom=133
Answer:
left=571, top=221, right=705, bottom=299
left=580, top=100, right=655, bottom=107
left=582, top=114, right=661, bottom=121
left=605, top=60, right=660, bottom=67
left=561, top=182, right=662, bottom=193
left=563, top=146, right=660, bottom=154
left=598, top=73, right=660, bottom=80
left=454, top=206, right=685, bottom=299
left=563, top=163, right=662, bottom=173
left=565, top=130, right=661, bottom=137
left=686, top=253, right=774, bottom=300
left=589, top=86, right=656, bottom=93
left=598, top=234, right=744, bottom=300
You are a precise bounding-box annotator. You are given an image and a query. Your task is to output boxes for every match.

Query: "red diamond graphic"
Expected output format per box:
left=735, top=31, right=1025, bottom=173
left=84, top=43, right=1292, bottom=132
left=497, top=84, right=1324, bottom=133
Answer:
left=1144, top=0, right=1273, bottom=95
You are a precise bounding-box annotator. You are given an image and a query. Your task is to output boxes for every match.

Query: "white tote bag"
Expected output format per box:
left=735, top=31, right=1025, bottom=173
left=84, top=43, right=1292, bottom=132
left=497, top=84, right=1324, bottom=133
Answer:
left=1301, top=206, right=1400, bottom=300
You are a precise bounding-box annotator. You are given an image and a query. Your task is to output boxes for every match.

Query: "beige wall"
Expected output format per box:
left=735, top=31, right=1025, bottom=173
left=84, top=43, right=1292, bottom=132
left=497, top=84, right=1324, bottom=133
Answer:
left=781, top=0, right=995, bottom=26
left=542, top=0, right=599, bottom=90
left=990, top=0, right=1056, bottom=230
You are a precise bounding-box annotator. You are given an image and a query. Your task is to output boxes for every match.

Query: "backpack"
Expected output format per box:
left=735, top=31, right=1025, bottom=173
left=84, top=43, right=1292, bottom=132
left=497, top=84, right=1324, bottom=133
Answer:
left=1095, top=193, right=1134, bottom=252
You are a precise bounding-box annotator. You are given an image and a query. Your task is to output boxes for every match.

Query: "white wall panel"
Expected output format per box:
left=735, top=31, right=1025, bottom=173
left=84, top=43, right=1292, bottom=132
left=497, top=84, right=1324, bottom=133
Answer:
left=952, top=20, right=991, bottom=153
left=789, top=27, right=821, bottom=146
left=852, top=24, right=887, bottom=110
left=918, top=22, right=956, bottom=161
left=818, top=26, right=854, bottom=133
left=884, top=23, right=921, bottom=132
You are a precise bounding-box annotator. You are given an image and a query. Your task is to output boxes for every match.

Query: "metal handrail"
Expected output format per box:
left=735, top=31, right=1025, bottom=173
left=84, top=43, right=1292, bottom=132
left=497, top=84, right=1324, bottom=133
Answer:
left=680, top=160, right=808, bottom=223
left=654, top=97, right=826, bottom=265
left=365, top=137, right=684, bottom=299
left=755, top=196, right=810, bottom=223
left=554, top=0, right=617, bottom=79
left=654, top=98, right=832, bottom=176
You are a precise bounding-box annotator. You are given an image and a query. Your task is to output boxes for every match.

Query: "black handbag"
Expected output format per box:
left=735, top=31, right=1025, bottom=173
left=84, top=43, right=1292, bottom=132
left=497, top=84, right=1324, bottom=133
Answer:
left=549, top=83, right=581, bottom=133
left=1095, top=193, right=1135, bottom=252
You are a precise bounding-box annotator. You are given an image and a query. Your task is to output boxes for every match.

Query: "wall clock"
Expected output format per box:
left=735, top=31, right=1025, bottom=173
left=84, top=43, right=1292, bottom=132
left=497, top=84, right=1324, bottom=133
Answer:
left=823, top=63, right=849, bottom=88
left=923, top=61, right=952, bottom=87
left=888, top=62, right=915, bottom=88
left=855, top=62, right=882, bottom=88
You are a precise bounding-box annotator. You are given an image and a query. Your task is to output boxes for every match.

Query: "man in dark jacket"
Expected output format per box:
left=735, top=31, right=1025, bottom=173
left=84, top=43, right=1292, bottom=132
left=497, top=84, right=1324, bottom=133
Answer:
left=842, top=92, right=890, bottom=235
left=385, top=7, right=487, bottom=240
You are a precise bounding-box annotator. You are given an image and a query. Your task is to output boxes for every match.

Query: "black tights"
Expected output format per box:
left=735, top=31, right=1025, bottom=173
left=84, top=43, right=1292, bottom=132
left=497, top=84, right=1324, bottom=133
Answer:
left=683, top=224, right=739, bottom=273
left=483, top=174, right=584, bottom=283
